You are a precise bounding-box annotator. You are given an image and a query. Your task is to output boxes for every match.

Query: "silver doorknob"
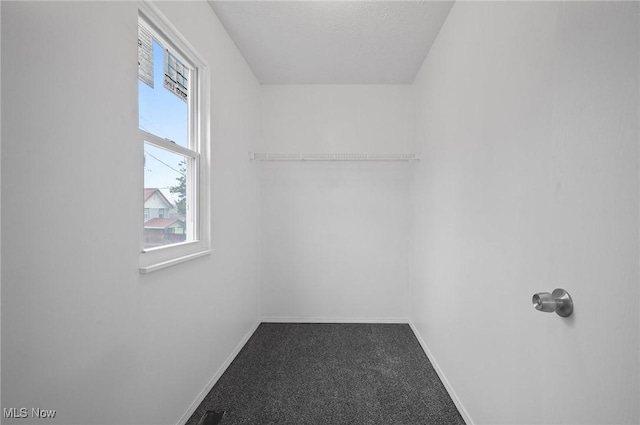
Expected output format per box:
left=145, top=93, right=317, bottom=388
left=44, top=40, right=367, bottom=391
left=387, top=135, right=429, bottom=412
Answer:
left=532, top=288, right=573, bottom=317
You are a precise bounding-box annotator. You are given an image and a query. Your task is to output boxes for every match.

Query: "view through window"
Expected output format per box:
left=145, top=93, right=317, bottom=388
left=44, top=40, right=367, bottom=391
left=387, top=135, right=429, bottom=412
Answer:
left=139, top=20, right=196, bottom=250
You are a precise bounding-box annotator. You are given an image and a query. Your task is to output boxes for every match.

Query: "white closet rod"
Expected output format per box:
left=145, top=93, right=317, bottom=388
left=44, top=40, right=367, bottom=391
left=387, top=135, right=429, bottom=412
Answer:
left=249, top=152, right=419, bottom=162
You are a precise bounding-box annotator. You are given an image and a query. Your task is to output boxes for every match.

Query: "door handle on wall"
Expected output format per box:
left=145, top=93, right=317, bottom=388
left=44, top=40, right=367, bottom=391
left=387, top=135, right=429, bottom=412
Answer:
left=532, top=289, right=573, bottom=317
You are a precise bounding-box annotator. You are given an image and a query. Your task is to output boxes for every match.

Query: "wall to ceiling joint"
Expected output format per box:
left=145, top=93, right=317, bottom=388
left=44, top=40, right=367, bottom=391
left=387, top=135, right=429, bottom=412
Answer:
left=209, top=0, right=455, bottom=84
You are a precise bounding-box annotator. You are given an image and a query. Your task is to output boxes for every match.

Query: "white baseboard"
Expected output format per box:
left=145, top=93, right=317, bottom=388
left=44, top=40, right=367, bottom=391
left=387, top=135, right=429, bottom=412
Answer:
left=408, top=321, right=474, bottom=425
left=176, top=320, right=261, bottom=425
left=261, top=316, right=410, bottom=324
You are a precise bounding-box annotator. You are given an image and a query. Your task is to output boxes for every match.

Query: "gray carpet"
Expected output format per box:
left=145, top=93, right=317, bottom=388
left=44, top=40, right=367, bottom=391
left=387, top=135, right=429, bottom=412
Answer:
left=186, top=323, right=466, bottom=425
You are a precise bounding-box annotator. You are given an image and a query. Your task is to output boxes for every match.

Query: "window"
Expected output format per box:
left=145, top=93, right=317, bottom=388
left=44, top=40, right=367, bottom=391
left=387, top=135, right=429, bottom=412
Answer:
left=138, top=3, right=210, bottom=273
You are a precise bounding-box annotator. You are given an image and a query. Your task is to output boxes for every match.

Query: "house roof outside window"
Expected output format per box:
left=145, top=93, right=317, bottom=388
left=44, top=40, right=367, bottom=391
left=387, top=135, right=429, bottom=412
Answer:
left=144, top=188, right=173, bottom=207
left=144, top=217, right=185, bottom=230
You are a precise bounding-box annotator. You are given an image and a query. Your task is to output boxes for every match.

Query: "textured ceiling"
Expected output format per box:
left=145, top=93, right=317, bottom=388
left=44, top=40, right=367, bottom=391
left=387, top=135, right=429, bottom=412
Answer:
left=208, top=1, right=455, bottom=84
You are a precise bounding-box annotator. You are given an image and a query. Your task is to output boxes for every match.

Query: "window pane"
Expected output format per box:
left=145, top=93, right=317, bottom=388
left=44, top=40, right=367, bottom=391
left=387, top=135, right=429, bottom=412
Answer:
left=139, top=39, right=189, bottom=147
left=143, top=143, right=191, bottom=249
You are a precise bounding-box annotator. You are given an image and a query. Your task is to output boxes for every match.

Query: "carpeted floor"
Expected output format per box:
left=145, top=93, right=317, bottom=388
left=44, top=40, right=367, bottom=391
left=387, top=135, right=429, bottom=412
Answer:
left=186, top=323, right=466, bottom=425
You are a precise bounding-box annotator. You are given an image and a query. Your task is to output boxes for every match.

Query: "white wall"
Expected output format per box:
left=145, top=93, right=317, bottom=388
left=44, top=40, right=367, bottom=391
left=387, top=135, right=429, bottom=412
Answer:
left=410, top=2, right=639, bottom=424
left=261, top=85, right=414, bottom=154
left=0, top=0, right=3, bottom=409
left=260, top=86, right=412, bottom=320
left=1, top=2, right=261, bottom=424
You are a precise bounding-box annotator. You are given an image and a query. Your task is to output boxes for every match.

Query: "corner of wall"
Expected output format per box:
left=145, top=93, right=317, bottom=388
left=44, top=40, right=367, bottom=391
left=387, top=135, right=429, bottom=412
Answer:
left=408, top=321, right=474, bottom=425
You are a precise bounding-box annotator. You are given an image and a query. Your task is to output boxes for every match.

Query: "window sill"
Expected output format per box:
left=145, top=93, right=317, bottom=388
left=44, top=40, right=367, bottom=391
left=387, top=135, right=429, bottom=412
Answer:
left=139, top=249, right=211, bottom=274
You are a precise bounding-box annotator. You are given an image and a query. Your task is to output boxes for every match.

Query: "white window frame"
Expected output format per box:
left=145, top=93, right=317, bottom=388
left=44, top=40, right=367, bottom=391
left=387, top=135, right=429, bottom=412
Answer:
left=138, top=2, right=211, bottom=273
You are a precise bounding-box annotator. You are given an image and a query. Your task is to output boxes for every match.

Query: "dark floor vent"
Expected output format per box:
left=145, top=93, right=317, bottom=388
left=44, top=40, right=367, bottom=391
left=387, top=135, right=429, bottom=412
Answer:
left=197, top=410, right=226, bottom=425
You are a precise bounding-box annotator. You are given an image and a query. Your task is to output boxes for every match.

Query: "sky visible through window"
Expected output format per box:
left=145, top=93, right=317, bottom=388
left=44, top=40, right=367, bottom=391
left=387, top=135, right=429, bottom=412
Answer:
left=139, top=39, right=188, bottom=205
